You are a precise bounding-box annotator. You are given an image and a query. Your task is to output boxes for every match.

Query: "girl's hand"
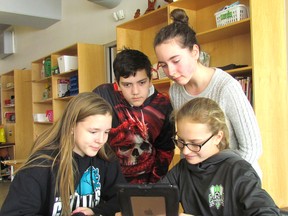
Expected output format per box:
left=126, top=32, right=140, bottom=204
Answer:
left=115, top=212, right=192, bottom=216
left=72, top=207, right=94, bottom=215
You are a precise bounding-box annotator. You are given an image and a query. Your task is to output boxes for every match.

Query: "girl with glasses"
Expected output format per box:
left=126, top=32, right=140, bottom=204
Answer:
left=159, top=97, right=280, bottom=215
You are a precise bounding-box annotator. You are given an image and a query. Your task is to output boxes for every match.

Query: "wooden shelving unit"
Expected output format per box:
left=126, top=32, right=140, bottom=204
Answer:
left=31, top=43, right=105, bottom=139
left=0, top=70, right=33, bottom=160
left=116, top=0, right=288, bottom=207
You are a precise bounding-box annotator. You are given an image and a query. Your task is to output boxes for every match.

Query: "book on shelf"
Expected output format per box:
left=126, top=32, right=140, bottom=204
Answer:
left=234, top=75, right=252, bottom=104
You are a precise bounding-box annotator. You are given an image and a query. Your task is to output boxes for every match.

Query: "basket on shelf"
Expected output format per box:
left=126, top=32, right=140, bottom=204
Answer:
left=215, top=4, right=249, bottom=27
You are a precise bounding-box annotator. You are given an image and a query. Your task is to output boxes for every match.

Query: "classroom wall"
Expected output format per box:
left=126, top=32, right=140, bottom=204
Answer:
left=0, top=0, right=168, bottom=74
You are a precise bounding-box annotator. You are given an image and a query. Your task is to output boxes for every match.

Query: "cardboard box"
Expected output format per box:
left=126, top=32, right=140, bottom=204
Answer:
left=57, top=55, right=78, bottom=73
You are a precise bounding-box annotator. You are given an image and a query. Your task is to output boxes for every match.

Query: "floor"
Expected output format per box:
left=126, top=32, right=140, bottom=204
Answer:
left=0, top=179, right=10, bottom=209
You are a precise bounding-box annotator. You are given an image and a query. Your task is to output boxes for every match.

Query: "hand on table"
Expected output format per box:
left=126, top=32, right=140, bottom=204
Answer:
left=72, top=207, right=94, bottom=215
left=115, top=213, right=193, bottom=216
left=179, top=213, right=194, bottom=216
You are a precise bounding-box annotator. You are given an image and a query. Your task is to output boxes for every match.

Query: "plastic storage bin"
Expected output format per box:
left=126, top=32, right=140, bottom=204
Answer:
left=215, top=4, right=249, bottom=27
left=33, top=113, right=48, bottom=122
left=57, top=55, right=78, bottom=73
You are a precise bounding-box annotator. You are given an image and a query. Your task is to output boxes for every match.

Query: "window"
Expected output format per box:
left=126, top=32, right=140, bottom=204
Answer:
left=105, top=41, right=117, bottom=83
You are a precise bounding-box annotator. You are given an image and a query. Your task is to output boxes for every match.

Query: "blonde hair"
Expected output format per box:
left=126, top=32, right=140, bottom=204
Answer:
left=18, top=92, right=114, bottom=215
left=173, top=97, right=229, bottom=150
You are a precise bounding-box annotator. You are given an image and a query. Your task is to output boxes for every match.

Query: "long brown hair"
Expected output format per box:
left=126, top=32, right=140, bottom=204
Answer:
left=18, top=92, right=113, bottom=215
left=154, top=8, right=199, bottom=51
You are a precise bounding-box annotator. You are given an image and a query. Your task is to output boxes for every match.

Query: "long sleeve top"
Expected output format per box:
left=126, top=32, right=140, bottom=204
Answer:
left=169, top=68, right=262, bottom=178
left=159, top=150, right=280, bottom=216
left=94, top=83, right=175, bottom=184
left=0, top=153, right=126, bottom=216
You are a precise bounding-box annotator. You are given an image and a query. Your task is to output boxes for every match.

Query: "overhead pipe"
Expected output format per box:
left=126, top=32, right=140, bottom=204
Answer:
left=88, top=0, right=121, bottom=9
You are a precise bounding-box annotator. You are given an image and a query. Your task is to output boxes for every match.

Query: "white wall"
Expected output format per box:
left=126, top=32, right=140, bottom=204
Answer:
left=0, top=0, right=168, bottom=74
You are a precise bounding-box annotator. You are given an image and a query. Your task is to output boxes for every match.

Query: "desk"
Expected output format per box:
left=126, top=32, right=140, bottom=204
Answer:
left=1, top=159, right=25, bottom=181
left=0, top=143, right=15, bottom=180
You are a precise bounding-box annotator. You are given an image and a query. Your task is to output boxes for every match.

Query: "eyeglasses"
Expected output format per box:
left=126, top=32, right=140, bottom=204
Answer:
left=171, top=134, right=215, bottom=152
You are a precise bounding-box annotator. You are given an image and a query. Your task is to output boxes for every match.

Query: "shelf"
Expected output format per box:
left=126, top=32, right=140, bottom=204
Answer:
left=197, top=18, right=250, bottom=44
left=152, top=78, right=170, bottom=85
left=33, top=98, right=53, bottom=104
left=2, top=87, right=14, bottom=91
left=0, top=143, right=15, bottom=148
left=171, top=0, right=224, bottom=10
left=53, top=70, right=78, bottom=77
left=226, top=66, right=252, bottom=75
left=151, top=67, right=253, bottom=82
left=5, top=121, right=15, bottom=124
left=32, top=76, right=51, bottom=83
left=3, top=105, right=15, bottom=108
left=34, top=121, right=53, bottom=124
left=1, top=159, right=25, bottom=165
left=53, top=96, right=74, bottom=101
left=117, top=7, right=168, bottom=30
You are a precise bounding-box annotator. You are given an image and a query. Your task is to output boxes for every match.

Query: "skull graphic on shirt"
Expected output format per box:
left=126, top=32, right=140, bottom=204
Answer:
left=117, top=134, right=152, bottom=166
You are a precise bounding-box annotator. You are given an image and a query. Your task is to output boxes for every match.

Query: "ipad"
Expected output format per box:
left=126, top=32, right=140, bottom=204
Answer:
left=116, top=184, right=179, bottom=216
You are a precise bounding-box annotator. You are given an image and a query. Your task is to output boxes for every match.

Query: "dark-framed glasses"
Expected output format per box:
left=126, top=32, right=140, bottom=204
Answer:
left=171, top=134, right=215, bottom=152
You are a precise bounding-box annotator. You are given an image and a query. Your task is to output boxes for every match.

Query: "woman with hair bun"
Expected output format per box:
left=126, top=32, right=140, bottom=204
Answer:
left=154, top=8, right=263, bottom=179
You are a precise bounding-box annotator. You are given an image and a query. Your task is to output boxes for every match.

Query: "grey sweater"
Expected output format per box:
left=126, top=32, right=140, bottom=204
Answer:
left=169, top=68, right=262, bottom=178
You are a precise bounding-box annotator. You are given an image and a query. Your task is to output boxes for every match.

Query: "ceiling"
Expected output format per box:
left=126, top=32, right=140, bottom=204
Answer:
left=0, top=0, right=127, bottom=34
left=0, top=24, right=10, bottom=32
left=0, top=0, right=61, bottom=33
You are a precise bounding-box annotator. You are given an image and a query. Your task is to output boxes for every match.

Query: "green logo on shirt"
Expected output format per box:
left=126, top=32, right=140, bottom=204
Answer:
left=209, top=184, right=224, bottom=210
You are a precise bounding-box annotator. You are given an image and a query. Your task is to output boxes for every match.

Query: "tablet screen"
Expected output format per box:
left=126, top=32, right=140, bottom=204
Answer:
left=117, top=184, right=179, bottom=216
left=131, top=196, right=165, bottom=216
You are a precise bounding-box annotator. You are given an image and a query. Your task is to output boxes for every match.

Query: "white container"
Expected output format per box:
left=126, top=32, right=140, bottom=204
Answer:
left=215, top=4, right=249, bottom=27
left=33, top=113, right=48, bottom=122
left=57, top=55, right=78, bottom=73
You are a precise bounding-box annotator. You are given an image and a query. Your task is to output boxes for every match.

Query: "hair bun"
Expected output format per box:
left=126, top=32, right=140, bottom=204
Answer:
left=170, top=8, right=189, bottom=24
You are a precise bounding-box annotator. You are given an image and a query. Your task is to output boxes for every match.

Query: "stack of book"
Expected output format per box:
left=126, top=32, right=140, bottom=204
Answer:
left=234, top=76, right=252, bottom=104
